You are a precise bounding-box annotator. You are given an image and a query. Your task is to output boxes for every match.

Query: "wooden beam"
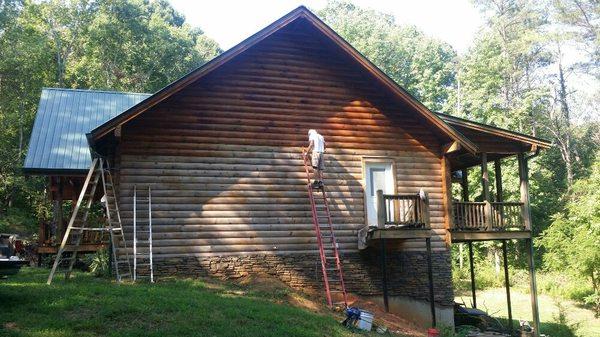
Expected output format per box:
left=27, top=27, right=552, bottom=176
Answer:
left=461, top=168, right=469, bottom=202
left=426, top=237, right=436, bottom=327
left=480, top=153, right=490, bottom=202
left=441, top=158, right=452, bottom=246
left=377, top=189, right=385, bottom=229
left=450, top=230, right=532, bottom=242
left=468, top=241, right=477, bottom=308
left=502, top=240, right=513, bottom=334
left=526, top=238, right=541, bottom=337
left=380, top=237, right=389, bottom=312
left=443, top=141, right=461, bottom=154
left=495, top=160, right=503, bottom=202
left=517, top=153, right=532, bottom=230
left=369, top=229, right=431, bottom=240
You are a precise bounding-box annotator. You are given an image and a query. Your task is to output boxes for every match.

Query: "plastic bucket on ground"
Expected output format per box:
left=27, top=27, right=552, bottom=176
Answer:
left=357, top=310, right=374, bottom=331
left=428, top=328, right=440, bottom=337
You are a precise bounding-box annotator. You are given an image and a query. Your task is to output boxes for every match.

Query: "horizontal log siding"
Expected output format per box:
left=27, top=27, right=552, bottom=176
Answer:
left=118, top=25, right=447, bottom=258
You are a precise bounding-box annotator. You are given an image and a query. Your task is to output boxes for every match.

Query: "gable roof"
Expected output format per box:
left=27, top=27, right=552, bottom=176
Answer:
left=23, top=88, right=150, bottom=174
left=437, top=113, right=552, bottom=149
left=88, top=6, right=478, bottom=153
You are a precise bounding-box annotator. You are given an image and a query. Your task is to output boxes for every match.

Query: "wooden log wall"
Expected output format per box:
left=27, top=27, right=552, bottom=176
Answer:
left=117, top=21, right=450, bottom=258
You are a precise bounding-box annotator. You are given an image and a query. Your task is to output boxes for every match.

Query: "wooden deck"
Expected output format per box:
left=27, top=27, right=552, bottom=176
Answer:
left=450, top=230, right=531, bottom=242
left=38, top=243, right=107, bottom=254
left=369, top=228, right=431, bottom=240
left=450, top=200, right=531, bottom=242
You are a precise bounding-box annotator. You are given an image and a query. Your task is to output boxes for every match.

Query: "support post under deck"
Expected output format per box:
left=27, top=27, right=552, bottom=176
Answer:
left=468, top=241, right=477, bottom=308
left=426, top=237, right=436, bottom=327
left=526, top=238, right=541, bottom=337
left=380, top=238, right=389, bottom=312
left=502, top=240, right=513, bottom=333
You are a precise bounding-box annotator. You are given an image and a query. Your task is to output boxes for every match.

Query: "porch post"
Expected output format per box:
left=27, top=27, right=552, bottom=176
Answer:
left=426, top=237, right=436, bottom=327
left=517, top=153, right=532, bottom=230
left=380, top=237, right=389, bottom=312
left=502, top=240, right=513, bottom=333
left=494, top=160, right=503, bottom=202
left=460, top=168, right=469, bottom=202
left=377, top=189, right=389, bottom=312
left=468, top=241, right=477, bottom=308
left=518, top=152, right=540, bottom=336
left=480, top=153, right=490, bottom=202
left=526, top=238, right=541, bottom=337
left=481, top=153, right=492, bottom=230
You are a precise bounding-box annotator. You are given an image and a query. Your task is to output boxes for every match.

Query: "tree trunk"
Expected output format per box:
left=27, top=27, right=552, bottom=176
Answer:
left=557, top=47, right=575, bottom=186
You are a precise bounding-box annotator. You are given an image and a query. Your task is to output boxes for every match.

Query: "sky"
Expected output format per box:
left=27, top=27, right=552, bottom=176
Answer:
left=168, top=0, right=484, bottom=54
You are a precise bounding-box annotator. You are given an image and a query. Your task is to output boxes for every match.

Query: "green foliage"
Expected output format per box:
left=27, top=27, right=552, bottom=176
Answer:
left=85, top=248, right=110, bottom=277
left=318, top=0, right=457, bottom=112
left=539, top=153, right=600, bottom=315
left=0, top=0, right=221, bottom=236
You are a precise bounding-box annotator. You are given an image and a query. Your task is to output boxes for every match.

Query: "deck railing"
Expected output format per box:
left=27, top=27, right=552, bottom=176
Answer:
left=452, top=201, right=526, bottom=231
left=377, top=190, right=430, bottom=229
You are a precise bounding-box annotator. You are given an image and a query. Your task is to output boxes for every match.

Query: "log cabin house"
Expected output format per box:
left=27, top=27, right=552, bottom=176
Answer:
left=24, top=6, right=550, bottom=331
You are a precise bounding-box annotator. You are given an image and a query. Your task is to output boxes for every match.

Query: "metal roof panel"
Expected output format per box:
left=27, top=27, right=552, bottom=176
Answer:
left=24, top=88, right=150, bottom=173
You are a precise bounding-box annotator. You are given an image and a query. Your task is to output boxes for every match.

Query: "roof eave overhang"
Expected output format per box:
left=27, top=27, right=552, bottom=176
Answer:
left=89, top=6, right=479, bottom=154
left=438, top=113, right=552, bottom=150
left=22, top=167, right=88, bottom=176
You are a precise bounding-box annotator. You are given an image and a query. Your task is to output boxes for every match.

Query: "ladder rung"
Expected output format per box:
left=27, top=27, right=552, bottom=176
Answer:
left=70, top=227, right=108, bottom=231
left=135, top=263, right=152, bottom=266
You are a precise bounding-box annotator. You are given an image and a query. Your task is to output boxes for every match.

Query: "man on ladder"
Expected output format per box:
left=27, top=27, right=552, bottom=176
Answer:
left=306, top=129, right=325, bottom=189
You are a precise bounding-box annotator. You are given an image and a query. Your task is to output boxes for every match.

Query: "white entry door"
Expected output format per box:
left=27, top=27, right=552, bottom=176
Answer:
left=365, top=162, right=395, bottom=227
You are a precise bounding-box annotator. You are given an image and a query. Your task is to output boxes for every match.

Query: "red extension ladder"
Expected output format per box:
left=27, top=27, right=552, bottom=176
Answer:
left=302, top=149, right=348, bottom=309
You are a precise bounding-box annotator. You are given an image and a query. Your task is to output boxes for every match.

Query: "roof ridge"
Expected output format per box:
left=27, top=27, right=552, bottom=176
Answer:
left=42, top=87, right=152, bottom=96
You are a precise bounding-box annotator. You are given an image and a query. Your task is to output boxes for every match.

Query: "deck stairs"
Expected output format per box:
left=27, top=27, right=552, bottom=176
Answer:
left=47, top=157, right=132, bottom=284
left=302, top=149, right=348, bottom=309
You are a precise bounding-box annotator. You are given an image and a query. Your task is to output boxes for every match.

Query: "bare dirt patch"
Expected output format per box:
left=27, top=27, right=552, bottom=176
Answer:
left=235, top=274, right=427, bottom=336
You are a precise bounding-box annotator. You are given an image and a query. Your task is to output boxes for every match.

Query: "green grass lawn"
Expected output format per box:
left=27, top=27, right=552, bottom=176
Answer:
left=455, top=288, right=600, bottom=337
left=0, top=268, right=374, bottom=337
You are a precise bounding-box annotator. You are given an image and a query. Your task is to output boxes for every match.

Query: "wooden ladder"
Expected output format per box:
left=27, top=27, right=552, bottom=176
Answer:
left=302, top=149, right=348, bottom=309
left=47, top=157, right=132, bottom=284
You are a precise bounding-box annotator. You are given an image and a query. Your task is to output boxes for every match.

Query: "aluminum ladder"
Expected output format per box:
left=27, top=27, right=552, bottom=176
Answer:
left=47, top=157, right=132, bottom=284
left=133, top=185, right=154, bottom=282
left=302, top=148, right=348, bottom=308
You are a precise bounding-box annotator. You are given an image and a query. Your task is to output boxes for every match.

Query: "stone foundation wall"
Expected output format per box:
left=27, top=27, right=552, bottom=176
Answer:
left=146, top=248, right=454, bottom=306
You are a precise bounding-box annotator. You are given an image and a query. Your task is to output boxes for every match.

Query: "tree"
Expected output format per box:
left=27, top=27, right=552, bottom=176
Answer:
left=318, top=0, right=457, bottom=112
left=540, top=152, right=600, bottom=315
left=553, top=0, right=600, bottom=78
left=0, top=0, right=221, bottom=232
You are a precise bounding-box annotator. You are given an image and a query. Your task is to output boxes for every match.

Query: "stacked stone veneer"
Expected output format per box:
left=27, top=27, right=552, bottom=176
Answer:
left=145, top=249, right=454, bottom=306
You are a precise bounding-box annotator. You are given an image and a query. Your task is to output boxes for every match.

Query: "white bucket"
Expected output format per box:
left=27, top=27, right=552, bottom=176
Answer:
left=357, top=310, right=374, bottom=331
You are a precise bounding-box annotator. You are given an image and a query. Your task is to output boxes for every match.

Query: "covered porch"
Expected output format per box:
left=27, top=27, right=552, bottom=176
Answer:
left=440, top=113, right=552, bottom=336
